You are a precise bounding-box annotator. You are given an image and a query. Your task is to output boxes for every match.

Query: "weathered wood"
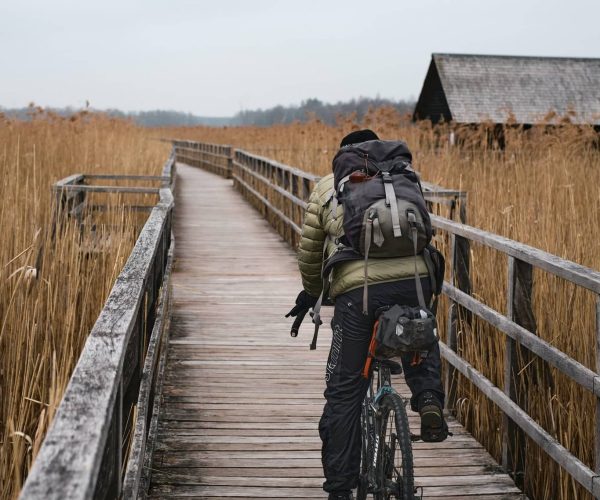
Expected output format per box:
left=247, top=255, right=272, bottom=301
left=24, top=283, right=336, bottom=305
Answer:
left=55, top=173, right=85, bottom=187
left=445, top=234, right=459, bottom=411
left=56, top=184, right=161, bottom=194
left=150, top=472, right=515, bottom=487
left=148, top=163, right=520, bottom=499
left=122, top=240, right=174, bottom=498
left=148, top=482, right=522, bottom=498
left=83, top=174, right=170, bottom=181
left=20, top=164, right=175, bottom=499
left=89, top=204, right=154, bottom=213
left=139, top=275, right=173, bottom=498
left=502, top=257, right=536, bottom=489
left=232, top=171, right=302, bottom=235
left=233, top=160, right=308, bottom=210
left=234, top=149, right=319, bottom=183
left=441, top=342, right=600, bottom=498
left=173, top=141, right=232, bottom=179
left=432, top=214, right=600, bottom=294
left=596, top=295, right=600, bottom=476
left=443, top=282, right=600, bottom=398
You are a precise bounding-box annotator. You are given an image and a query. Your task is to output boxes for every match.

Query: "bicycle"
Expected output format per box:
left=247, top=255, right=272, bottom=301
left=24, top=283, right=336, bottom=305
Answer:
left=357, top=357, right=417, bottom=500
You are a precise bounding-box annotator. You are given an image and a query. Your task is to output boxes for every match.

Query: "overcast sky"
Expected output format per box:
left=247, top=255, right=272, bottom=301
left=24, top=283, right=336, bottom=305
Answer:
left=1, top=0, right=599, bottom=116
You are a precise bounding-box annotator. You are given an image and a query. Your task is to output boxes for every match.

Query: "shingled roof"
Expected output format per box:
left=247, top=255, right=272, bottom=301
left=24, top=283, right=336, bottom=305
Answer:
left=413, top=53, right=600, bottom=125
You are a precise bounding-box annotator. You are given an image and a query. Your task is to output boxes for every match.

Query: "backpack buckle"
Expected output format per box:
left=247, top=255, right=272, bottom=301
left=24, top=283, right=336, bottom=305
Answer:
left=381, top=171, right=392, bottom=183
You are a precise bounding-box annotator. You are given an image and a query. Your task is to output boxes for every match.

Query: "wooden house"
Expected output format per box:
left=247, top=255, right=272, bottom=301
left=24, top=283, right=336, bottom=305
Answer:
left=413, top=53, right=600, bottom=127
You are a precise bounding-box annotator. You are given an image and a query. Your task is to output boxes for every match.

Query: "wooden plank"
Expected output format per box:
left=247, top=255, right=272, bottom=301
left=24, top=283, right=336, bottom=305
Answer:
left=122, top=240, right=175, bottom=498
left=150, top=472, right=514, bottom=487
left=597, top=295, right=600, bottom=477
left=147, top=163, right=522, bottom=500
left=83, top=174, right=170, bottom=181
left=443, top=282, right=600, bottom=398
left=432, top=214, right=600, bottom=294
left=502, top=257, right=536, bottom=489
left=54, top=173, right=85, bottom=187
left=234, top=149, right=319, bottom=183
left=148, top=483, right=522, bottom=498
left=57, top=184, right=160, bottom=194
left=232, top=172, right=302, bottom=235
left=441, top=342, right=599, bottom=497
left=232, top=160, right=308, bottom=210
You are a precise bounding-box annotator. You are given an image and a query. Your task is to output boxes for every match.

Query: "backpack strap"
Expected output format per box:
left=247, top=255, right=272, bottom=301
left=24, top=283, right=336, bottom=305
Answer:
left=421, top=246, right=437, bottom=309
left=309, top=234, right=330, bottom=350
left=408, top=211, right=427, bottom=310
left=362, top=210, right=375, bottom=315
left=309, top=285, right=325, bottom=350
left=329, top=195, right=339, bottom=220
left=382, top=172, right=402, bottom=238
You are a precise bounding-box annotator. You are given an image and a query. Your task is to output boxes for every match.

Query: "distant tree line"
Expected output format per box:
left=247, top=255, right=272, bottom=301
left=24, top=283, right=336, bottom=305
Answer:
left=0, top=97, right=415, bottom=127
left=234, top=97, right=414, bottom=126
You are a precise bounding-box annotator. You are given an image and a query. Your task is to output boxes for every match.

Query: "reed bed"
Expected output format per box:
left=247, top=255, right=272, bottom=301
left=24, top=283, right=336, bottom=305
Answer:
left=0, top=110, right=168, bottom=499
left=165, top=108, right=600, bottom=500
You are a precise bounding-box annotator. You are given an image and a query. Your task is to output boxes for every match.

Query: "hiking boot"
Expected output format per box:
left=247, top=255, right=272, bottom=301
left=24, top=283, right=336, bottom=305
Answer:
left=418, top=391, right=448, bottom=442
left=328, top=491, right=354, bottom=500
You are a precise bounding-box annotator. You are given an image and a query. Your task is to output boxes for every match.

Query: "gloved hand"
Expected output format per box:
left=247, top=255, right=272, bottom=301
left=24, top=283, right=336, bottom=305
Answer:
left=285, top=290, right=319, bottom=318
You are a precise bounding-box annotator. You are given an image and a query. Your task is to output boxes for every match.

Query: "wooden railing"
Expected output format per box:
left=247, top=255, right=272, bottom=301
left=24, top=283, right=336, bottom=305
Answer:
left=172, top=139, right=232, bottom=178
left=20, top=152, right=177, bottom=499
left=176, top=139, right=600, bottom=498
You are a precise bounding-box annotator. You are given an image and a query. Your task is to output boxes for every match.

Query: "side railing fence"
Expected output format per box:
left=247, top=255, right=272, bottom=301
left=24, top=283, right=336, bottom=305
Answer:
left=20, top=151, right=177, bottom=499
left=175, top=140, right=600, bottom=498
left=171, top=139, right=232, bottom=178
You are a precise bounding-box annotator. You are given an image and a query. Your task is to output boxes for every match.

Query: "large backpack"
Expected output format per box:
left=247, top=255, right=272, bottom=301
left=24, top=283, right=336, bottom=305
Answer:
left=330, top=140, right=432, bottom=310
left=308, top=140, right=437, bottom=350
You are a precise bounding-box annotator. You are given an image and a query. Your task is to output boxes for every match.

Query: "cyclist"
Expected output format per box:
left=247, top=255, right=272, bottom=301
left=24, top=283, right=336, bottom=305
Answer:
left=287, top=129, right=447, bottom=500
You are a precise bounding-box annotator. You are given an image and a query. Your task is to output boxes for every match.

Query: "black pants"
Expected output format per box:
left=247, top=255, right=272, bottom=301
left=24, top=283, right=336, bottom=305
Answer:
left=319, top=279, right=445, bottom=493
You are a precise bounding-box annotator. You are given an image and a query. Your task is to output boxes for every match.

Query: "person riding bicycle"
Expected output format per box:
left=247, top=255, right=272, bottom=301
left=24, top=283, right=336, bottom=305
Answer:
left=287, top=129, right=447, bottom=500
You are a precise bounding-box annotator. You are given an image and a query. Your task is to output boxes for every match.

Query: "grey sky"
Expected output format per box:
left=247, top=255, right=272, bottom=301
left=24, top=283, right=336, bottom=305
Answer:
left=1, top=0, right=599, bottom=116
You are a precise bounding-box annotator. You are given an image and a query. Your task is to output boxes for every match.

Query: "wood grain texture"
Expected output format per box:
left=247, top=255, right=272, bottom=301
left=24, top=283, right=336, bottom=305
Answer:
left=21, top=162, right=176, bottom=500
left=148, top=163, right=522, bottom=499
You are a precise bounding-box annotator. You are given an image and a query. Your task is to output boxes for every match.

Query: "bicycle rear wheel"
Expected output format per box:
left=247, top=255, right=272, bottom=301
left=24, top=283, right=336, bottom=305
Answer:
left=375, top=393, right=414, bottom=500
left=356, top=399, right=371, bottom=500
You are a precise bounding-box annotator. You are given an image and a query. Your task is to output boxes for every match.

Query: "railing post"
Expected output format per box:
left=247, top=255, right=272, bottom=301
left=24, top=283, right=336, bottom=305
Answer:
left=445, top=229, right=471, bottom=413
left=502, top=256, right=536, bottom=489
left=595, top=296, right=600, bottom=476
left=445, top=234, right=458, bottom=410
left=290, top=174, right=299, bottom=246
left=226, top=147, right=233, bottom=179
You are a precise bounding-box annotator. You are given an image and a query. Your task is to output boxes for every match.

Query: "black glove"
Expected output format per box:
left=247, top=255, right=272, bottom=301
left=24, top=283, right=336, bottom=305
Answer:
left=285, top=290, right=319, bottom=318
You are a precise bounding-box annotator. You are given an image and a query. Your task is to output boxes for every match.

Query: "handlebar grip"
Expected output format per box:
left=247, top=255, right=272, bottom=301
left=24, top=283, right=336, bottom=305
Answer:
left=290, top=309, right=308, bottom=337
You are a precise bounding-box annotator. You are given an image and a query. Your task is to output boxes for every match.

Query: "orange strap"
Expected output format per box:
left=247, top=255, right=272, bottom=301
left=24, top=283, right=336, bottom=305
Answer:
left=362, top=320, right=379, bottom=379
left=410, top=351, right=423, bottom=366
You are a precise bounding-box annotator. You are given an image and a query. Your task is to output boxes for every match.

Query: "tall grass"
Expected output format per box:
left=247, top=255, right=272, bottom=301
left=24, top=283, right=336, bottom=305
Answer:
left=0, top=110, right=168, bottom=499
left=165, top=108, right=600, bottom=500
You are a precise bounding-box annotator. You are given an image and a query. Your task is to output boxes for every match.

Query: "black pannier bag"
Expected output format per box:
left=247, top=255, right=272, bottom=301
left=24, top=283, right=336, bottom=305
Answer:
left=372, top=305, right=439, bottom=359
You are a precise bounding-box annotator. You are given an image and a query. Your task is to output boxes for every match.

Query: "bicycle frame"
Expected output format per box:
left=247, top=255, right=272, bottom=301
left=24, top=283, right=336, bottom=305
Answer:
left=361, top=364, right=400, bottom=494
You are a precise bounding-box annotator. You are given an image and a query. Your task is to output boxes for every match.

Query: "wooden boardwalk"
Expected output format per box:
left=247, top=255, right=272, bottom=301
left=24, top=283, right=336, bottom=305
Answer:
left=148, top=163, right=524, bottom=499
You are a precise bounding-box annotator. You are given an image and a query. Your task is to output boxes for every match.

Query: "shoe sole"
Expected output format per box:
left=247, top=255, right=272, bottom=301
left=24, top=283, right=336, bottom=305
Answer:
left=420, top=405, right=445, bottom=442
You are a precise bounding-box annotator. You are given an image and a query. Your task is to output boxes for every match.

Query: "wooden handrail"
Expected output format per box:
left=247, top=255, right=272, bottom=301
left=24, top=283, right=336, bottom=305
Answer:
left=20, top=152, right=177, bottom=499
left=176, top=139, right=600, bottom=497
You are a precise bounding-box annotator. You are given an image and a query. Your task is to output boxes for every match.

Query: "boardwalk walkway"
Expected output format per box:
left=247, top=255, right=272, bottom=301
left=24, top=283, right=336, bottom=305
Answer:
left=148, top=163, right=524, bottom=499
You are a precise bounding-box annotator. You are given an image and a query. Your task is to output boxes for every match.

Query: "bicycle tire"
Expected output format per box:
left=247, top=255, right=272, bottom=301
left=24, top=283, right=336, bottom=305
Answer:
left=375, top=393, right=414, bottom=500
left=356, top=401, right=370, bottom=500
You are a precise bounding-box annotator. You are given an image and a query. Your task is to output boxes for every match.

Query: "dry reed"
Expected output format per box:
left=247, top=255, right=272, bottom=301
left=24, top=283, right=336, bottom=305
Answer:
left=0, top=109, right=168, bottom=499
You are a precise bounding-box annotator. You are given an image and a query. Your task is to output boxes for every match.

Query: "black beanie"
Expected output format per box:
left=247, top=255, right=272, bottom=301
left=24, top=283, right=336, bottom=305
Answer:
left=340, top=129, right=379, bottom=147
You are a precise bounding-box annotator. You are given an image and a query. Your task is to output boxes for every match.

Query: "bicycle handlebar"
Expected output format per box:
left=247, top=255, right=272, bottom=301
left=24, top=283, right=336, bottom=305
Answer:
left=290, top=308, right=309, bottom=337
